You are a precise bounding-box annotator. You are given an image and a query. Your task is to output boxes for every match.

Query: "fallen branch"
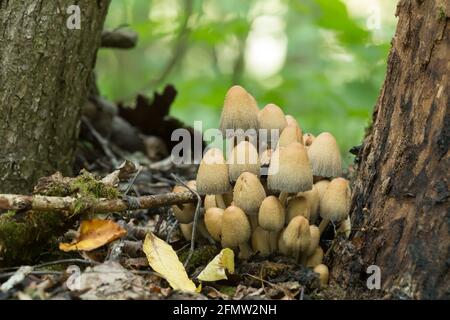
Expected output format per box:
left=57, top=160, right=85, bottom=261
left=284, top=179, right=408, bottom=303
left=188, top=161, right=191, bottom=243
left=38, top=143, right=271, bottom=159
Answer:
left=0, top=191, right=196, bottom=214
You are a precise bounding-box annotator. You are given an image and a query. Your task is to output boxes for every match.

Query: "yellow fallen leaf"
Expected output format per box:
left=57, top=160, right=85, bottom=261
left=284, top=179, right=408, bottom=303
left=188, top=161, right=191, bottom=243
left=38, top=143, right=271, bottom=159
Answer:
left=197, top=248, right=235, bottom=282
left=59, top=219, right=126, bottom=252
left=143, top=233, right=197, bottom=292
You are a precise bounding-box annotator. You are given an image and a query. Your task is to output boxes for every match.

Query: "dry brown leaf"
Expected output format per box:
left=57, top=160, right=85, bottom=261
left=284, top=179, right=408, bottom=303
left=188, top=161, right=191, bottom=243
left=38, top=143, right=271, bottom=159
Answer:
left=59, top=219, right=126, bottom=252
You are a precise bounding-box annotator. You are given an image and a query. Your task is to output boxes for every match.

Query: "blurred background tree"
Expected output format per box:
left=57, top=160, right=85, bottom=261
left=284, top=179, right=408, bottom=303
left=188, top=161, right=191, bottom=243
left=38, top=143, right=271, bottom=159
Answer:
left=96, top=0, right=397, bottom=165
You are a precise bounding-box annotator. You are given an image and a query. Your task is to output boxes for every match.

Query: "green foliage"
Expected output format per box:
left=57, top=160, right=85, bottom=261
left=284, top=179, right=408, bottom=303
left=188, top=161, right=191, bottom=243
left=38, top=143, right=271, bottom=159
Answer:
left=97, top=0, right=397, bottom=166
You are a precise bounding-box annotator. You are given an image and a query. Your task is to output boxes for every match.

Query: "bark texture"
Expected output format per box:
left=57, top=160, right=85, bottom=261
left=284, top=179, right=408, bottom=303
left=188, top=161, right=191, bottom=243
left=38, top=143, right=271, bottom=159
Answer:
left=0, top=0, right=110, bottom=193
left=331, top=0, right=449, bottom=299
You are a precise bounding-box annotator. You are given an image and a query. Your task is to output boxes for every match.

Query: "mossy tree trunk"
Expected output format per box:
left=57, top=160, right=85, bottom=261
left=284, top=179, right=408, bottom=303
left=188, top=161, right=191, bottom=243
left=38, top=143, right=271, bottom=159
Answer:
left=0, top=0, right=110, bottom=193
left=331, top=0, right=449, bottom=299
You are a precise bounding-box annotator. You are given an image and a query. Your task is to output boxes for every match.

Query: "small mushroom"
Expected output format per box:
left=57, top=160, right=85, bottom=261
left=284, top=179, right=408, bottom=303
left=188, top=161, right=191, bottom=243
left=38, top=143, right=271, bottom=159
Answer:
left=221, top=206, right=251, bottom=248
left=196, top=147, right=231, bottom=209
left=319, top=177, right=351, bottom=234
left=314, top=264, right=329, bottom=288
left=219, top=85, right=259, bottom=142
left=286, top=196, right=311, bottom=223
left=171, top=180, right=197, bottom=223
left=306, top=247, right=324, bottom=268
left=258, top=196, right=285, bottom=231
left=303, top=133, right=315, bottom=147
left=307, top=132, right=342, bottom=178
left=259, top=148, right=273, bottom=167
left=204, top=207, right=224, bottom=242
left=314, top=179, right=330, bottom=201
left=204, top=195, right=217, bottom=211
left=258, top=103, right=287, bottom=147
left=233, top=172, right=266, bottom=215
left=228, top=141, right=260, bottom=182
left=306, top=225, right=320, bottom=257
left=282, top=216, right=311, bottom=260
left=179, top=220, right=210, bottom=242
left=337, top=216, right=351, bottom=239
left=268, top=142, right=313, bottom=205
left=285, top=115, right=299, bottom=128
left=277, top=124, right=303, bottom=148
left=297, top=185, right=320, bottom=224
left=251, top=226, right=272, bottom=257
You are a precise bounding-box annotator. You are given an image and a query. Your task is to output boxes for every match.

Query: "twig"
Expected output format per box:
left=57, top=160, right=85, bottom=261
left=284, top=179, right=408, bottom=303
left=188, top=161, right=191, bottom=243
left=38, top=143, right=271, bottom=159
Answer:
left=124, top=166, right=142, bottom=195
left=81, top=116, right=119, bottom=167
left=170, top=173, right=201, bottom=268
left=0, top=191, right=196, bottom=213
left=0, top=259, right=100, bottom=273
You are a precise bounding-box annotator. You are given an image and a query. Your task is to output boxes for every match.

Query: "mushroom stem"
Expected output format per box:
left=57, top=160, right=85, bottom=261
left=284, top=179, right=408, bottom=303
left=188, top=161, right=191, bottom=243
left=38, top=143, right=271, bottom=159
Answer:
left=279, top=192, right=289, bottom=205
left=238, top=242, right=252, bottom=260
left=215, top=194, right=227, bottom=209
left=318, top=218, right=330, bottom=235
left=248, top=215, right=259, bottom=232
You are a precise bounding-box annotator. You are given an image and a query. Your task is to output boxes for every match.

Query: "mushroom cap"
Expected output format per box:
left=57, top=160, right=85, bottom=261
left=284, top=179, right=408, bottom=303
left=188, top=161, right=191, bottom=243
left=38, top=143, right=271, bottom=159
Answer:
left=228, top=141, right=260, bottom=182
left=313, top=264, right=329, bottom=287
left=258, top=103, right=287, bottom=136
left=268, top=143, right=313, bottom=193
left=303, top=133, right=315, bottom=147
left=277, top=228, right=290, bottom=255
left=204, top=195, right=217, bottom=211
left=282, top=216, right=311, bottom=256
left=219, top=85, right=259, bottom=136
left=286, top=196, right=311, bottom=223
left=320, top=177, right=351, bottom=222
left=306, top=225, right=320, bottom=256
left=251, top=226, right=272, bottom=257
left=196, top=148, right=231, bottom=195
left=179, top=223, right=194, bottom=241
left=221, top=206, right=251, bottom=248
left=314, top=179, right=330, bottom=200
left=258, top=196, right=285, bottom=231
left=233, top=172, right=266, bottom=215
left=204, top=207, right=224, bottom=242
left=171, top=181, right=197, bottom=223
left=277, top=125, right=303, bottom=148
left=297, top=185, right=320, bottom=224
left=306, top=247, right=324, bottom=268
left=259, top=148, right=273, bottom=167
left=307, top=132, right=342, bottom=178
left=285, top=115, right=299, bottom=128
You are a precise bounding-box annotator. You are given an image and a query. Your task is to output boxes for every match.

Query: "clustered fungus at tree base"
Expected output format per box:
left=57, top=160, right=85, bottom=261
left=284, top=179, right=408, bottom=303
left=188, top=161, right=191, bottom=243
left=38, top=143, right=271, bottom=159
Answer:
left=171, top=85, right=352, bottom=288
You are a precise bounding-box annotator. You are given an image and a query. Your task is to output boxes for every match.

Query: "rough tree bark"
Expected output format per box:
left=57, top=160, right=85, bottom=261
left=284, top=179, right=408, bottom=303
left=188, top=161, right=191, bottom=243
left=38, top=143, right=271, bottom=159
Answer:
left=0, top=0, right=110, bottom=193
left=331, top=0, right=449, bottom=299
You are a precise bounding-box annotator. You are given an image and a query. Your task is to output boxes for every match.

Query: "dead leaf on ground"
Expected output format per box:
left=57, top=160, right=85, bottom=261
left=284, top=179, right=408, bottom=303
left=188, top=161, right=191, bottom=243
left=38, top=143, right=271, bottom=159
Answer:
left=59, top=219, right=127, bottom=252
left=197, top=248, right=235, bottom=282
left=143, top=232, right=197, bottom=293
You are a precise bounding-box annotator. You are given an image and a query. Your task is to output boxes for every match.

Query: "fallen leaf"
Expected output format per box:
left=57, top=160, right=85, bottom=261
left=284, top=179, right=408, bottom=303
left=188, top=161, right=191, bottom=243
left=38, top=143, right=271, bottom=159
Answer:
left=59, top=219, right=126, bottom=252
left=197, top=248, right=235, bottom=282
left=143, top=232, right=197, bottom=292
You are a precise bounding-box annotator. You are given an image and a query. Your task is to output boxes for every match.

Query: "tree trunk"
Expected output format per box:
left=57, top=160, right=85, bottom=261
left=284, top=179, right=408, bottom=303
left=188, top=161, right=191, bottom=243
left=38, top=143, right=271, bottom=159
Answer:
left=331, top=0, right=449, bottom=299
left=0, top=0, right=110, bottom=193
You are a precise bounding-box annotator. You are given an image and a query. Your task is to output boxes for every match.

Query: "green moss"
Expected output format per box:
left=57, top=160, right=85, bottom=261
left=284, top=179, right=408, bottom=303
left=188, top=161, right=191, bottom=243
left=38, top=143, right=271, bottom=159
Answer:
left=71, top=169, right=120, bottom=199
left=218, top=286, right=236, bottom=297
left=0, top=210, right=74, bottom=267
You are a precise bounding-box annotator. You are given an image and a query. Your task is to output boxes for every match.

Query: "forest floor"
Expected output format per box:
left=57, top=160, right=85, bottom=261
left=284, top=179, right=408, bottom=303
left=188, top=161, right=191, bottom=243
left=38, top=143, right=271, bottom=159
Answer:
left=0, top=89, right=378, bottom=300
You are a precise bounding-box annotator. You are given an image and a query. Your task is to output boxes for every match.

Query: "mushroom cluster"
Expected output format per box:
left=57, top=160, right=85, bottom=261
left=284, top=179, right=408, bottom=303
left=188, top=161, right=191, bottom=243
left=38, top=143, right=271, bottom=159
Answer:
left=173, top=86, right=352, bottom=287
